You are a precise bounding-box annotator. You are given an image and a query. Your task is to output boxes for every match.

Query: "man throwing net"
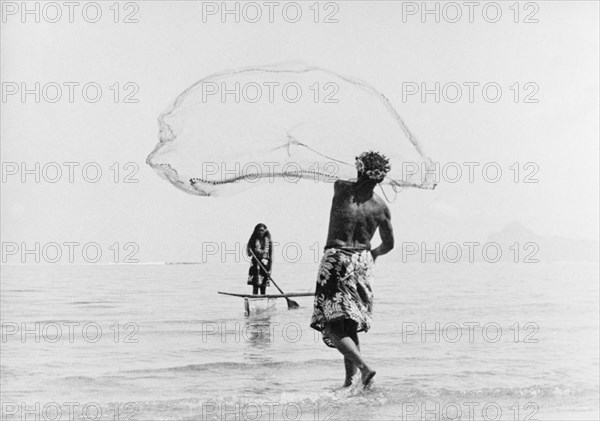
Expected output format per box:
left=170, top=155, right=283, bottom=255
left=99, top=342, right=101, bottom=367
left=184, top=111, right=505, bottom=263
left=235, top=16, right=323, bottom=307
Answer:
left=310, top=151, right=395, bottom=389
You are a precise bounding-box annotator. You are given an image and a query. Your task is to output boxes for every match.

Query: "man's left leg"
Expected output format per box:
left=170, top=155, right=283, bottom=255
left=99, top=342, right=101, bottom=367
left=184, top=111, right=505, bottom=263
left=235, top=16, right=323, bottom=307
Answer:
left=343, top=321, right=360, bottom=386
left=343, top=358, right=355, bottom=387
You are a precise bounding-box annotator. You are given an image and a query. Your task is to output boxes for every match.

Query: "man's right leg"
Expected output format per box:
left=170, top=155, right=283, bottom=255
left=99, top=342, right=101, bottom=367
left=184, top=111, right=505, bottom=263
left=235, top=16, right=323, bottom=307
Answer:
left=325, top=320, right=376, bottom=388
left=252, top=285, right=259, bottom=295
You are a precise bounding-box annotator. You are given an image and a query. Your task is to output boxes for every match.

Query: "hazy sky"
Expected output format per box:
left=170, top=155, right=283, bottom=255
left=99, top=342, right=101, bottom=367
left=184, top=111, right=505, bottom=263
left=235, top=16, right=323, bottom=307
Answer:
left=2, top=1, right=598, bottom=263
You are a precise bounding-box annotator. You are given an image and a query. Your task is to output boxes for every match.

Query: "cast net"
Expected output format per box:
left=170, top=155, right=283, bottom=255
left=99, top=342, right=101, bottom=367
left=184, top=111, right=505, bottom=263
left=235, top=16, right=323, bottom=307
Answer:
left=146, top=63, right=436, bottom=197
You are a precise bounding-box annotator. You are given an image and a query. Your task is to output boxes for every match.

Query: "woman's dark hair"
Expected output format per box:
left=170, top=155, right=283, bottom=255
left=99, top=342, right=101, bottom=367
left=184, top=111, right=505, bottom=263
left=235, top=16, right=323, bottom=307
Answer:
left=253, top=223, right=267, bottom=235
left=247, top=223, right=271, bottom=253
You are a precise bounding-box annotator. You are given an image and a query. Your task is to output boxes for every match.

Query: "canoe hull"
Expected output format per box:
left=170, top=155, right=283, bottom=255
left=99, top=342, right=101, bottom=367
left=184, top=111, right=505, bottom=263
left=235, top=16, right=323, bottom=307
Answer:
left=218, top=291, right=314, bottom=299
left=244, top=297, right=277, bottom=316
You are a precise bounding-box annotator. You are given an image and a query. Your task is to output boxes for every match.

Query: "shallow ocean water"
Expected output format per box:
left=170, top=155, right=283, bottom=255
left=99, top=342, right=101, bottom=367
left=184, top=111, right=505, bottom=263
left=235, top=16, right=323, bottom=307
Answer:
left=1, top=261, right=598, bottom=420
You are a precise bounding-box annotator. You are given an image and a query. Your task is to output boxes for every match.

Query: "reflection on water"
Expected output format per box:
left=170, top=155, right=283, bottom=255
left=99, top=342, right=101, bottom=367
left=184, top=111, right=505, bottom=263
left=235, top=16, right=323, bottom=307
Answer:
left=243, top=303, right=276, bottom=362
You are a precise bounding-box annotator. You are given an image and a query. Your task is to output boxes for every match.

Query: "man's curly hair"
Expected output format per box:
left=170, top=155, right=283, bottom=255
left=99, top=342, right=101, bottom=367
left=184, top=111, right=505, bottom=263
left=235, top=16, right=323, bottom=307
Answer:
left=355, top=151, right=391, bottom=183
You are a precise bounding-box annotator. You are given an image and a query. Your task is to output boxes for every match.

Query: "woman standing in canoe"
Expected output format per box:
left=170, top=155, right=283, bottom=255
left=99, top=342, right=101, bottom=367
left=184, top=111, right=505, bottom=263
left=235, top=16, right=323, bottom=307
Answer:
left=246, top=223, right=273, bottom=295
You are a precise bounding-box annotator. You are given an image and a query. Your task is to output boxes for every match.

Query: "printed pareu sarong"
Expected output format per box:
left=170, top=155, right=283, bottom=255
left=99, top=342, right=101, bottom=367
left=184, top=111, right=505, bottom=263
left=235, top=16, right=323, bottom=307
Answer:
left=310, top=247, right=374, bottom=347
left=247, top=238, right=271, bottom=287
left=247, top=259, right=271, bottom=287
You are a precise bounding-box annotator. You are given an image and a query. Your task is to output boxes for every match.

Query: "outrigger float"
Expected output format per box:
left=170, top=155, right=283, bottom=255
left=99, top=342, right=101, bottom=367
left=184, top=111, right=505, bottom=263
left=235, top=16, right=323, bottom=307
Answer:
left=218, top=291, right=314, bottom=315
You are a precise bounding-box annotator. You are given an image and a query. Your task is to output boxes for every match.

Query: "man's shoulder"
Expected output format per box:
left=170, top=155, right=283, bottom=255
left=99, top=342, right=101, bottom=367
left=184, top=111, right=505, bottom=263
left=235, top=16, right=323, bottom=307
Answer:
left=372, top=192, right=391, bottom=215
left=334, top=179, right=353, bottom=187
left=333, top=179, right=353, bottom=192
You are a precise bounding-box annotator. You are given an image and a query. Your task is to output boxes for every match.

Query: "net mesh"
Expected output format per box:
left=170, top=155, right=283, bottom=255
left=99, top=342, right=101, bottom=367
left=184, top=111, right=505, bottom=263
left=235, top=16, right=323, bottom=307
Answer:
left=146, top=63, right=436, bottom=197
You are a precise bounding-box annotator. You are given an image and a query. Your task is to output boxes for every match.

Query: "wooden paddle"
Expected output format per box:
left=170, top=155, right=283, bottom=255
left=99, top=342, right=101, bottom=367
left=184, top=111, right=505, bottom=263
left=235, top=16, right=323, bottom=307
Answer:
left=249, top=248, right=300, bottom=309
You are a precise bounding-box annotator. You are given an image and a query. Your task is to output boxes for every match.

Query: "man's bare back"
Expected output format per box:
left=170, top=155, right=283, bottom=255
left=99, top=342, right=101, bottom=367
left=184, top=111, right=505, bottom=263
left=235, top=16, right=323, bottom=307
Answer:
left=325, top=180, right=394, bottom=260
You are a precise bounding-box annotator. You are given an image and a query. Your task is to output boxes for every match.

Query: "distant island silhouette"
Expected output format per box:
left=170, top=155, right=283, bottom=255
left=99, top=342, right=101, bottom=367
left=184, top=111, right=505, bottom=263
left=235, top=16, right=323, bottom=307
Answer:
left=487, top=221, right=599, bottom=263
